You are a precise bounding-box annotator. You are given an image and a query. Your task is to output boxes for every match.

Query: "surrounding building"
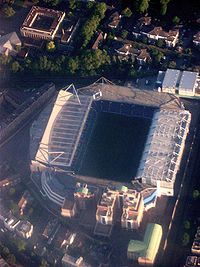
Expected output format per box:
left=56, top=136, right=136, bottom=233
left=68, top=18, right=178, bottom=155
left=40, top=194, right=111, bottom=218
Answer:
left=127, top=223, right=162, bottom=266
left=184, top=256, right=200, bottom=267
left=20, top=6, right=65, bottom=40
left=96, top=189, right=117, bottom=225
left=0, top=256, right=11, bottom=267
left=192, top=226, right=200, bottom=255
left=158, top=68, right=199, bottom=96
left=15, top=220, right=33, bottom=239
left=0, top=32, right=21, bottom=56
left=60, top=19, right=80, bottom=45
left=61, top=198, right=77, bottom=218
left=121, top=188, right=144, bottom=230
left=108, top=11, right=121, bottom=28
left=4, top=216, right=20, bottom=231
left=193, top=32, right=200, bottom=46
left=62, top=254, right=91, bottom=267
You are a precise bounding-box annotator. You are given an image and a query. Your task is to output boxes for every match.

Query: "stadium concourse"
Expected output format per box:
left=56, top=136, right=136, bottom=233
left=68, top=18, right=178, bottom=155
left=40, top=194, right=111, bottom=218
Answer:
left=29, top=78, right=191, bottom=212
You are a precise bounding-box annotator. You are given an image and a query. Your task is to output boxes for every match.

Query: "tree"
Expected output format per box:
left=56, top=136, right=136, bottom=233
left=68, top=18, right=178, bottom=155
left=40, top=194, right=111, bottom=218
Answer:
left=121, top=30, right=128, bottom=39
left=11, top=61, right=21, bottom=73
left=184, top=220, right=190, bottom=230
left=7, top=254, right=16, bottom=265
left=67, top=57, right=79, bottom=74
left=69, top=0, right=76, bottom=10
left=46, top=41, right=56, bottom=52
left=9, top=187, right=15, bottom=195
left=173, top=16, right=180, bottom=25
left=168, top=60, right=176, bottom=68
left=138, top=0, right=150, bottom=13
left=43, top=0, right=59, bottom=6
left=2, top=246, right=10, bottom=256
left=0, top=54, right=12, bottom=65
left=182, top=232, right=190, bottom=246
left=80, top=49, right=110, bottom=76
left=157, top=39, right=165, bottom=48
left=3, top=6, right=15, bottom=17
left=160, top=0, right=170, bottom=15
left=40, top=259, right=49, bottom=267
left=16, top=239, right=26, bottom=252
left=122, top=7, right=132, bottom=18
left=193, top=190, right=200, bottom=199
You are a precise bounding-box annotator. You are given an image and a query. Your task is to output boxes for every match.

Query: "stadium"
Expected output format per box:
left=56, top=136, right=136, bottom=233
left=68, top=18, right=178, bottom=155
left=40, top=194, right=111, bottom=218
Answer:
left=30, top=78, right=191, bottom=199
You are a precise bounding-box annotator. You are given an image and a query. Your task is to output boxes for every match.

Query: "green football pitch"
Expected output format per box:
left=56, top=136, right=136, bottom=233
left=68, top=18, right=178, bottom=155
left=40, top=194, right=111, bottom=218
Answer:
left=78, top=112, right=152, bottom=182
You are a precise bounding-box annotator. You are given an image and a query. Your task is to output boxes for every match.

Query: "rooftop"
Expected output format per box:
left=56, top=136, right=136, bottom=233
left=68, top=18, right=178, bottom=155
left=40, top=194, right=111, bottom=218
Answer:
left=179, top=71, right=198, bottom=92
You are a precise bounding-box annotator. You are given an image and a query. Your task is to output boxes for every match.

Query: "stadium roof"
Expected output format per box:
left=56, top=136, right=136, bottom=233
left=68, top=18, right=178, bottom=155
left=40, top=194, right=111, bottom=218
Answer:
left=179, top=71, right=198, bottom=92
left=31, top=89, right=92, bottom=168
left=136, top=109, right=191, bottom=188
left=162, top=68, right=181, bottom=89
left=78, top=81, right=182, bottom=109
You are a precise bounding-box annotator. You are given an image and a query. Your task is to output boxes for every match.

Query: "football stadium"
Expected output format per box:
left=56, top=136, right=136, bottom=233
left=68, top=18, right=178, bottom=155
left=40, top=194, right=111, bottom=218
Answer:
left=30, top=79, right=191, bottom=197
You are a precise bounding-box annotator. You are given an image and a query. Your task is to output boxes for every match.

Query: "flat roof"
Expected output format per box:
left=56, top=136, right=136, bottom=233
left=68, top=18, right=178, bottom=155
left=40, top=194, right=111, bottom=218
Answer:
left=179, top=71, right=198, bottom=92
left=162, top=68, right=181, bottom=89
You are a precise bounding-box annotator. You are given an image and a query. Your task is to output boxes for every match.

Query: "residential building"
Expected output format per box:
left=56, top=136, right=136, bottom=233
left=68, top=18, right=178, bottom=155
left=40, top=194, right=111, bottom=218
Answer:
left=127, top=223, right=162, bottom=266
left=120, top=188, right=144, bottom=230
left=193, top=32, right=200, bottom=46
left=20, top=6, right=65, bottom=40
left=0, top=32, right=21, bottom=56
left=96, top=189, right=117, bottom=225
left=108, top=12, right=121, bottom=28
left=18, top=190, right=33, bottom=215
left=142, top=26, right=179, bottom=47
left=91, top=31, right=104, bottom=50
left=16, top=220, right=33, bottom=239
left=136, top=49, right=151, bottom=65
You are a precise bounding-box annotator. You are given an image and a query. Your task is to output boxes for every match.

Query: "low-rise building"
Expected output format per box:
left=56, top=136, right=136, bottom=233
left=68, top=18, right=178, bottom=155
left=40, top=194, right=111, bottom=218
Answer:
left=0, top=256, right=11, bottom=267
left=158, top=68, right=199, bottom=96
left=74, top=183, right=95, bottom=210
left=16, top=220, right=33, bottom=239
left=127, top=223, right=162, bottom=266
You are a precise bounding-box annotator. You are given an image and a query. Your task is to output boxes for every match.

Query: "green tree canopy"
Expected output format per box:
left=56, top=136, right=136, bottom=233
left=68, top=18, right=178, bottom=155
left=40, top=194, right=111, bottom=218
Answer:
left=172, top=16, right=180, bottom=24
left=138, top=0, right=150, bottom=13
left=193, top=189, right=200, bottom=199
left=67, top=57, right=79, bottom=74
left=122, top=7, right=132, bottom=18
left=46, top=41, right=56, bottom=52
left=3, top=6, right=15, bottom=17
left=11, top=61, right=21, bottom=73
left=182, top=232, right=190, bottom=246
left=121, top=30, right=128, bottom=39
left=160, top=0, right=170, bottom=15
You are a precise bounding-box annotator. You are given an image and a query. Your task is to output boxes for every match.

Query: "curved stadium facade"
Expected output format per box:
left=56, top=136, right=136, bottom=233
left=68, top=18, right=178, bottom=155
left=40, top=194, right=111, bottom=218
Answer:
left=30, top=81, right=191, bottom=197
